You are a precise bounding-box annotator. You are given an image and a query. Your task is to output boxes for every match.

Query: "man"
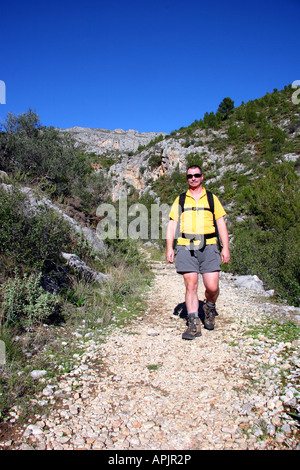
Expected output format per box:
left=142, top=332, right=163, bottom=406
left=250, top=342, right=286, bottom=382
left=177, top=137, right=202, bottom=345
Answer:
left=166, top=165, right=230, bottom=340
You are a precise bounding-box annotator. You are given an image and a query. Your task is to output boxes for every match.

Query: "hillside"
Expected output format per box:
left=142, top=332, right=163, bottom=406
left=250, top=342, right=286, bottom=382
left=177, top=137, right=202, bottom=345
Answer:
left=0, top=85, right=299, bottom=437
left=74, top=85, right=299, bottom=203
left=66, top=84, right=300, bottom=306
left=0, top=85, right=299, bottom=308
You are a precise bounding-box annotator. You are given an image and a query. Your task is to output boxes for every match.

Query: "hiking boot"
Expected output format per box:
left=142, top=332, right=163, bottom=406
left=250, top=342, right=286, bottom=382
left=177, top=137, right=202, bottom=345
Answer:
left=203, top=302, right=217, bottom=330
left=182, top=315, right=202, bottom=340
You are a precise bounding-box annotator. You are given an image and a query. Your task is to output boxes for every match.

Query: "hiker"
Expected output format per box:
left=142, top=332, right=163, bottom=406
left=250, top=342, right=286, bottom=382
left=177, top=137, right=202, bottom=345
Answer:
left=166, top=165, right=230, bottom=340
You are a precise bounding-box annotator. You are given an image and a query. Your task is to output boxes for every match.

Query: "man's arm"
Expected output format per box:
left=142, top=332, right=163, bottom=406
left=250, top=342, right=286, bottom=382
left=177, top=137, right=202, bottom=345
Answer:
left=166, top=219, right=178, bottom=263
left=216, top=217, right=230, bottom=264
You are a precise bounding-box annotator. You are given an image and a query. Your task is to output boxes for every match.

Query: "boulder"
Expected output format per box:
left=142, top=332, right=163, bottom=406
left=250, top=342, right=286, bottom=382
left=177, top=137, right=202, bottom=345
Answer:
left=61, top=253, right=109, bottom=284
left=233, top=274, right=265, bottom=292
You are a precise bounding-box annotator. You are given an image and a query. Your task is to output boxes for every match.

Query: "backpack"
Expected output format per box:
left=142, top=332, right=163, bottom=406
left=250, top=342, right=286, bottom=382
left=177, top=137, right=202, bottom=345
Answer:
left=177, top=190, right=222, bottom=251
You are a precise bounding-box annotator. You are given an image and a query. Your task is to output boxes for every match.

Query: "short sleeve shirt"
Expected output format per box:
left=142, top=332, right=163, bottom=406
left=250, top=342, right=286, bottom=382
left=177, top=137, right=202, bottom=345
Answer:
left=169, top=188, right=226, bottom=246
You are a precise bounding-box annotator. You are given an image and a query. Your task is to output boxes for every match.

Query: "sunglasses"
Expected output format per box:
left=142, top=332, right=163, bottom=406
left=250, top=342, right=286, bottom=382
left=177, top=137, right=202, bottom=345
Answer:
left=187, top=173, right=202, bottom=179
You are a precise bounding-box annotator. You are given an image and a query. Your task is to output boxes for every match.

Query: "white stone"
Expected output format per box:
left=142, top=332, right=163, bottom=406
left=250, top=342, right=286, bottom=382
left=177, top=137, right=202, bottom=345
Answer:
left=30, top=370, right=47, bottom=379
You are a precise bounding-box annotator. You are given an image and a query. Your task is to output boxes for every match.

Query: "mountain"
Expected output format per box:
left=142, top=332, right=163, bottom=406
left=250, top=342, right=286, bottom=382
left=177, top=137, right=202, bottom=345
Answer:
left=0, top=85, right=299, bottom=305
left=65, top=85, right=299, bottom=203
left=62, top=126, right=167, bottom=156
left=63, top=84, right=300, bottom=306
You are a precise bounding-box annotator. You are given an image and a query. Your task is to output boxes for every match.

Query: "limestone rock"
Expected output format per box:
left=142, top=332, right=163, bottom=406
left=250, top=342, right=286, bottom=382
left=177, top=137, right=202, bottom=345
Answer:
left=61, top=253, right=108, bottom=283
left=62, top=127, right=166, bottom=155
left=30, top=370, right=47, bottom=379
left=1, top=183, right=106, bottom=254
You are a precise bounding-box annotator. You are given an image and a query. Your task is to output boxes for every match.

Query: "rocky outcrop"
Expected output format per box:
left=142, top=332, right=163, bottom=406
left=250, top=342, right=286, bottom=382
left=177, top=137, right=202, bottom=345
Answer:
left=61, top=253, right=109, bottom=284
left=1, top=182, right=106, bottom=254
left=107, top=130, right=234, bottom=201
left=62, top=127, right=167, bottom=155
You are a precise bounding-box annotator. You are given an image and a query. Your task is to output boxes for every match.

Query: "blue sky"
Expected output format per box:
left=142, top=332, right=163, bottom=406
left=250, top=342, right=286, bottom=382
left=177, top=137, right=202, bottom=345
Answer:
left=1, top=0, right=299, bottom=133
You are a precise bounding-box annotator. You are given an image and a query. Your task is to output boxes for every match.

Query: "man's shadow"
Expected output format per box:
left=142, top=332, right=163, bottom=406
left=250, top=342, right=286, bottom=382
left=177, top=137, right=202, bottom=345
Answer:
left=172, top=301, right=204, bottom=323
left=172, top=300, right=217, bottom=325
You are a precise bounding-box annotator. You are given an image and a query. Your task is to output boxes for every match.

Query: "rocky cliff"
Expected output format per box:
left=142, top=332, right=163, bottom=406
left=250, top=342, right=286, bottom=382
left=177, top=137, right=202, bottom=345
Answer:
left=67, top=125, right=297, bottom=202
left=63, top=126, right=236, bottom=201
left=63, top=87, right=299, bottom=203
left=63, top=126, right=166, bottom=155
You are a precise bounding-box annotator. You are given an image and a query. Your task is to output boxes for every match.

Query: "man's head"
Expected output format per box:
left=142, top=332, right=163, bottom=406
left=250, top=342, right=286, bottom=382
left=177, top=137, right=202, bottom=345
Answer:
left=186, top=165, right=203, bottom=189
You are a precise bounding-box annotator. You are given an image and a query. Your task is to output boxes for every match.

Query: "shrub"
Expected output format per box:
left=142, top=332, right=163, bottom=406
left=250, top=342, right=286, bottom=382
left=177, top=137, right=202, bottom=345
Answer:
left=0, top=271, right=61, bottom=327
left=185, top=153, right=203, bottom=169
left=227, top=225, right=300, bottom=306
left=148, top=154, right=162, bottom=170
left=242, top=163, right=299, bottom=232
left=152, top=168, right=187, bottom=204
left=0, top=186, right=73, bottom=275
left=227, top=163, right=300, bottom=306
left=0, top=110, right=93, bottom=198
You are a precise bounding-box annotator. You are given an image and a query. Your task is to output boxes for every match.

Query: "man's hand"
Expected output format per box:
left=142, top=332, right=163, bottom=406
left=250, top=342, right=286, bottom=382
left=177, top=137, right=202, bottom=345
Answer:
left=166, top=219, right=177, bottom=264
left=221, top=247, right=230, bottom=264
left=216, top=217, right=230, bottom=264
left=166, top=247, right=175, bottom=264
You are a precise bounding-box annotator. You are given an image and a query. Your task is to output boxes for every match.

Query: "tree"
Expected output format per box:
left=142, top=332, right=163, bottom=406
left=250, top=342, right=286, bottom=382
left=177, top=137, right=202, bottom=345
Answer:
left=203, top=111, right=219, bottom=128
left=0, top=109, right=93, bottom=196
left=217, top=97, right=234, bottom=120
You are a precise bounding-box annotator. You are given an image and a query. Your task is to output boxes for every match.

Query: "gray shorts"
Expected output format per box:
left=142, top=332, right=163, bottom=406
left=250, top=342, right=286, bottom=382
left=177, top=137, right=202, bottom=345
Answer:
left=175, top=244, right=221, bottom=274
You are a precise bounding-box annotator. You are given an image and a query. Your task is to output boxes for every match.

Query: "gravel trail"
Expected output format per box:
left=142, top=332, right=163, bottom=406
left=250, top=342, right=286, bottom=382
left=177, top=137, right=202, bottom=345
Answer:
left=4, top=260, right=300, bottom=450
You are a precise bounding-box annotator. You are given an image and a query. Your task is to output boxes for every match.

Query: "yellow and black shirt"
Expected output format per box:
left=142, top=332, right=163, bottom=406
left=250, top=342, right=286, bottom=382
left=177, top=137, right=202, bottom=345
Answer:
left=169, top=188, right=226, bottom=246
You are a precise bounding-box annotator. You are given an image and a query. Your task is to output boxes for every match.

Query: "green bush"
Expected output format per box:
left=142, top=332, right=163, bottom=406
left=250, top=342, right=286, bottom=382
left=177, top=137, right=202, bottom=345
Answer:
left=0, top=271, right=60, bottom=327
left=227, top=163, right=300, bottom=306
left=185, top=153, right=203, bottom=169
left=240, top=163, right=299, bottom=232
left=0, top=186, right=73, bottom=275
left=152, top=167, right=187, bottom=204
left=227, top=225, right=300, bottom=306
left=148, top=154, right=162, bottom=170
left=227, top=124, right=240, bottom=141
left=0, top=110, right=93, bottom=198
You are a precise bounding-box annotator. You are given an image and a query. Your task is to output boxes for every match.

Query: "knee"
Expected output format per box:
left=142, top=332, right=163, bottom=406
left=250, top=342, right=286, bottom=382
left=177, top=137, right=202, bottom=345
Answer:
left=206, top=286, right=219, bottom=295
left=205, top=283, right=219, bottom=297
left=185, top=279, right=198, bottom=294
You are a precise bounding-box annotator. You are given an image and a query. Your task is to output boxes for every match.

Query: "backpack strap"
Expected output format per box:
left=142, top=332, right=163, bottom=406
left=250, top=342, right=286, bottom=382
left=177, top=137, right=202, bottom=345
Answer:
left=206, top=190, right=222, bottom=250
left=179, top=192, right=186, bottom=214
left=206, top=190, right=214, bottom=213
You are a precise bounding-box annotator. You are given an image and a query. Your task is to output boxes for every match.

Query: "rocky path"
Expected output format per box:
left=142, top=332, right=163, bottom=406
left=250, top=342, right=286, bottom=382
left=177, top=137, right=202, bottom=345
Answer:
left=4, top=261, right=300, bottom=450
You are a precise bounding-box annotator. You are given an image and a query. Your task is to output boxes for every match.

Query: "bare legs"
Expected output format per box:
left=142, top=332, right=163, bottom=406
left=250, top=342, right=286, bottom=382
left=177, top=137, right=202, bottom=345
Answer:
left=202, top=272, right=220, bottom=304
left=183, top=271, right=219, bottom=313
left=183, top=272, right=199, bottom=313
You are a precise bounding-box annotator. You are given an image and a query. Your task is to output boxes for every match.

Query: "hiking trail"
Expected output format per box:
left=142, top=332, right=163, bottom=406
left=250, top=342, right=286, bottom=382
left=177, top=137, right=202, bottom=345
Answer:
left=3, top=258, right=300, bottom=450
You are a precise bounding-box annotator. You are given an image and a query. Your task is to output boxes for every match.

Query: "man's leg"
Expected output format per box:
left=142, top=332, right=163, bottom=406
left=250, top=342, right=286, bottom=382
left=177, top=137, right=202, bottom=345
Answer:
left=202, top=271, right=220, bottom=304
left=182, top=272, right=201, bottom=340
left=183, top=272, right=199, bottom=313
left=202, top=271, right=220, bottom=330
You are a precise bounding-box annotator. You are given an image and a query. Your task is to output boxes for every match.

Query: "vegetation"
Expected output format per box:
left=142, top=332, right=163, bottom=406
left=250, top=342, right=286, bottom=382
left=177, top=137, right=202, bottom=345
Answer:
left=226, top=163, right=300, bottom=306
left=0, top=110, right=110, bottom=214
left=0, top=272, right=60, bottom=327
left=139, top=86, right=300, bottom=306
left=0, top=83, right=299, bottom=426
left=137, top=134, right=165, bottom=152
left=0, top=111, right=153, bottom=425
left=0, top=186, right=74, bottom=277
